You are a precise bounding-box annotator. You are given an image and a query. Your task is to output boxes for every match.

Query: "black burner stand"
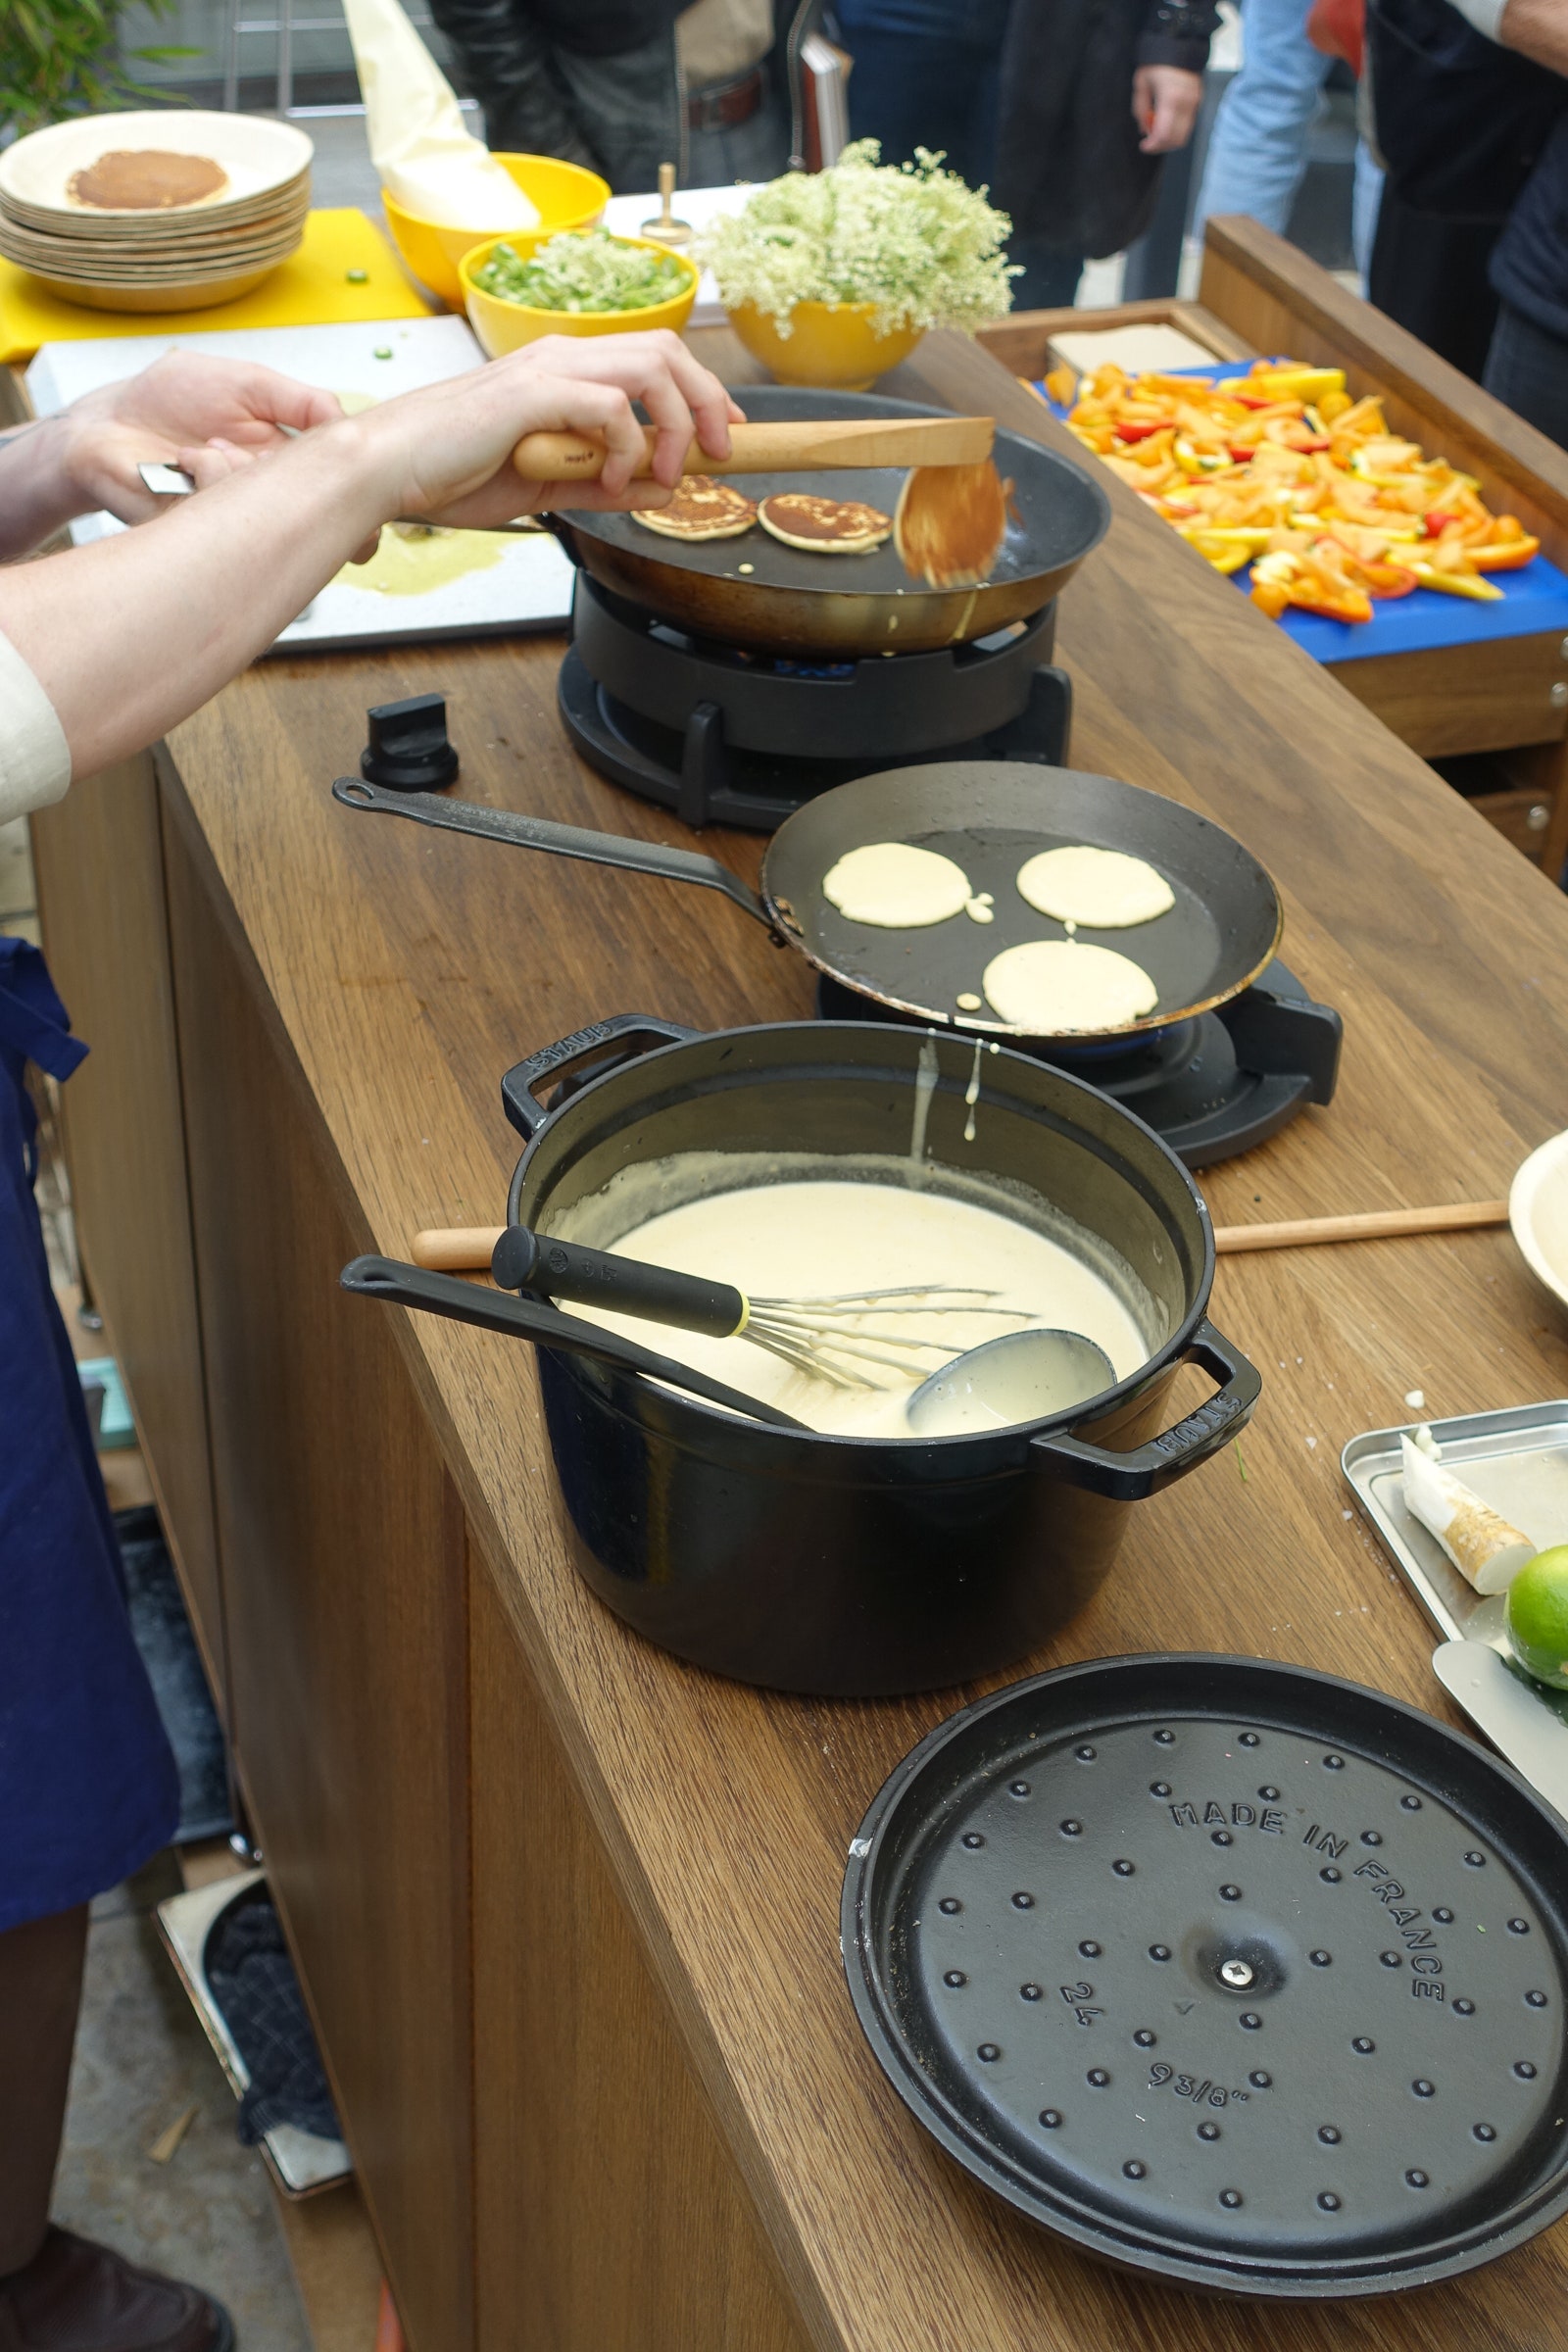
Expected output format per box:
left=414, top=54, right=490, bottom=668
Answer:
left=559, top=576, right=1072, bottom=829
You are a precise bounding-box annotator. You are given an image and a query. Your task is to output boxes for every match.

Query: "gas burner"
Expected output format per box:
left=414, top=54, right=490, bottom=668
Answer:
left=816, top=959, right=1342, bottom=1167
left=558, top=576, right=1071, bottom=830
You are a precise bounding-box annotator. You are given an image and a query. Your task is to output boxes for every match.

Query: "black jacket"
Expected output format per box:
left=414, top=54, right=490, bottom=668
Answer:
left=1494, top=112, right=1568, bottom=341
left=431, top=0, right=685, bottom=61
left=991, top=0, right=1217, bottom=258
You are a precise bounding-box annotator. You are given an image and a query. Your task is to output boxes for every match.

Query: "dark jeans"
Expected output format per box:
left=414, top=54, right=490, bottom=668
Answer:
left=841, top=20, right=1000, bottom=185
left=838, top=19, right=1084, bottom=311
left=1483, top=299, right=1568, bottom=453
left=686, top=82, right=792, bottom=187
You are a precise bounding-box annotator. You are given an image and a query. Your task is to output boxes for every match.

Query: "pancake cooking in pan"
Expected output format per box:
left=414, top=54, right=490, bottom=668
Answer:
left=632, top=478, right=759, bottom=542
left=758, top=491, right=892, bottom=554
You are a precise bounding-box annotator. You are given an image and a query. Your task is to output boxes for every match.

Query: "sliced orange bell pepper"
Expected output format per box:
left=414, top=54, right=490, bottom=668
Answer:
left=1467, top=534, right=1540, bottom=570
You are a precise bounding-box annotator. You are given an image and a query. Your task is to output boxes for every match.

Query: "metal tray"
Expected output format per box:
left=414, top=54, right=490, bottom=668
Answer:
left=1343, top=1404, right=1568, bottom=1820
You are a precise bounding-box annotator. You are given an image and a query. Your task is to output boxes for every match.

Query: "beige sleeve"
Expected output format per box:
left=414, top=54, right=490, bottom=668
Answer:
left=0, top=625, right=71, bottom=827
left=677, top=0, right=774, bottom=88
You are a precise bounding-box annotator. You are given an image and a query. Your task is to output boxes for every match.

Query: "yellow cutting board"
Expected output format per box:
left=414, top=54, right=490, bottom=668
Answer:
left=0, top=208, right=434, bottom=367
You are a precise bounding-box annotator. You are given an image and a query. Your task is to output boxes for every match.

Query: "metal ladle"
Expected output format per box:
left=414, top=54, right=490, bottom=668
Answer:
left=906, top=1327, right=1115, bottom=1437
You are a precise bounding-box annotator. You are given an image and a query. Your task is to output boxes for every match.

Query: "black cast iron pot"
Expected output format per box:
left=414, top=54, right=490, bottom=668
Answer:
left=502, top=1016, right=1260, bottom=1696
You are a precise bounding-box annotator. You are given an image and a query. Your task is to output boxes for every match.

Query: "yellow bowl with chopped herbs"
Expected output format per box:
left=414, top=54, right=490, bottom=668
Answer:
left=462, top=228, right=698, bottom=357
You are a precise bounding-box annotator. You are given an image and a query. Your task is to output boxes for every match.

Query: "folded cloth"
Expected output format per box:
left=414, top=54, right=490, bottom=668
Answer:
left=205, top=1893, right=343, bottom=2146
left=342, top=0, right=541, bottom=229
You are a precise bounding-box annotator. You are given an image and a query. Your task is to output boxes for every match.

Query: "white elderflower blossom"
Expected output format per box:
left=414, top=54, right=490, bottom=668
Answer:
left=698, top=142, right=1018, bottom=339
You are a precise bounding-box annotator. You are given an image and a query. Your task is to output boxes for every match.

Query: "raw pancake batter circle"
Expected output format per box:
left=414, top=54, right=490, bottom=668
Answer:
left=822, top=842, right=972, bottom=928
left=1016, top=845, right=1175, bottom=928
left=983, top=940, right=1158, bottom=1032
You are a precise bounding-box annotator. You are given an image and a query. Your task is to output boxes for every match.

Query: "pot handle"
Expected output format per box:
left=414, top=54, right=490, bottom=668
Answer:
left=332, top=776, right=772, bottom=926
left=501, top=1012, right=701, bottom=1141
left=1028, top=1320, right=1260, bottom=1502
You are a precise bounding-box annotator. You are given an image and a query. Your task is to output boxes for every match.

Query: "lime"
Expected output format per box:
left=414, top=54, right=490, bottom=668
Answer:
left=1505, top=1545, right=1568, bottom=1688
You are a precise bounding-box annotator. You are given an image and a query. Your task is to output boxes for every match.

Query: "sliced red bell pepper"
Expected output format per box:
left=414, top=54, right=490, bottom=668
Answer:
left=1114, top=418, right=1172, bottom=443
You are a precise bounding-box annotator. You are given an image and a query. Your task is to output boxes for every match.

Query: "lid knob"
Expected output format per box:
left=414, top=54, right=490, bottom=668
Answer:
left=361, top=693, right=460, bottom=793
left=1219, top=1958, right=1254, bottom=1989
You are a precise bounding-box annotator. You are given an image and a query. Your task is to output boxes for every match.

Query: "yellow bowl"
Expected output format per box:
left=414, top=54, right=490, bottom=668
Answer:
left=726, top=298, right=925, bottom=391
left=383, top=154, right=610, bottom=309
left=461, top=231, right=698, bottom=357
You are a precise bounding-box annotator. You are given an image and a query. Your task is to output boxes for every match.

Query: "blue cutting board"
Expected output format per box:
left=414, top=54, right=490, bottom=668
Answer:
left=1034, top=368, right=1568, bottom=663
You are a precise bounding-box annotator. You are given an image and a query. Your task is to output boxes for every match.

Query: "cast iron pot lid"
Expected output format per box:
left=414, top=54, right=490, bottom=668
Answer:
left=841, top=1654, right=1568, bottom=2298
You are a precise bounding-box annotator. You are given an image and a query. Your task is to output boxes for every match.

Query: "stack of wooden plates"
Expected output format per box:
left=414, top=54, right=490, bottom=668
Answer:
left=0, top=113, right=313, bottom=313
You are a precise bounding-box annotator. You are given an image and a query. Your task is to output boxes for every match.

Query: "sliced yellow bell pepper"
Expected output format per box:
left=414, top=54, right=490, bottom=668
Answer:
left=1410, top=562, right=1504, bottom=601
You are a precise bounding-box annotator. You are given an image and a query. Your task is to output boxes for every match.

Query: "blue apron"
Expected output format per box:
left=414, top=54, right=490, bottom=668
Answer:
left=0, top=936, right=178, bottom=1932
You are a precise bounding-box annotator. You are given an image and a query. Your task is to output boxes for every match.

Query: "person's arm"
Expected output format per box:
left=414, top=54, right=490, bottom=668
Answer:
left=0, top=331, right=736, bottom=782
left=1494, top=0, right=1568, bottom=71
left=0, top=352, right=347, bottom=563
left=1441, top=0, right=1568, bottom=68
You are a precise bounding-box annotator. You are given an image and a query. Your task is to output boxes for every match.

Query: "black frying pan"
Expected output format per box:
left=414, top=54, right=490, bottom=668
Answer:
left=549, top=387, right=1111, bottom=659
left=334, top=762, right=1282, bottom=1047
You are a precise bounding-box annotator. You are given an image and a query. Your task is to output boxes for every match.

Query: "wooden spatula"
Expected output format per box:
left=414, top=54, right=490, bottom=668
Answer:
left=510, top=414, right=993, bottom=483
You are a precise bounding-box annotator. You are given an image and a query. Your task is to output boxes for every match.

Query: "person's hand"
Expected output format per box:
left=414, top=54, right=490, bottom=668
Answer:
left=55, top=351, right=346, bottom=524
left=1132, top=64, right=1204, bottom=153
left=340, top=330, right=745, bottom=530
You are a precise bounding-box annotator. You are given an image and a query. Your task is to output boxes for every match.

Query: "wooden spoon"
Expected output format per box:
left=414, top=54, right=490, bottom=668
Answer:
left=510, top=414, right=994, bottom=483
left=411, top=1200, right=1512, bottom=1275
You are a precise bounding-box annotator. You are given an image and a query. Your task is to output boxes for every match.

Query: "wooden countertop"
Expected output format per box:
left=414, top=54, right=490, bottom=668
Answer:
left=161, top=326, right=1568, bottom=2350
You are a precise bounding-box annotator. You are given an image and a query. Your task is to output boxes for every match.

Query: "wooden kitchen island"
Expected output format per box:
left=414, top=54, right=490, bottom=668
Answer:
left=30, top=326, right=1568, bottom=2352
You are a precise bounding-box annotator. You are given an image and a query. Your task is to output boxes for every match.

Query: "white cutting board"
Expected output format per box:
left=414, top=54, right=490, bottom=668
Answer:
left=25, top=315, right=576, bottom=650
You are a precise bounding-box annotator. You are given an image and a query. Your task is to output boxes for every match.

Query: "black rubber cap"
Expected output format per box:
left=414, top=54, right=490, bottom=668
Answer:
left=360, top=693, right=459, bottom=793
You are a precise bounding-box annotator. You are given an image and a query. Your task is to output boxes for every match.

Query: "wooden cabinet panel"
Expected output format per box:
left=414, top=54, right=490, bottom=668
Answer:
left=1326, top=633, right=1568, bottom=760
left=468, top=1555, right=812, bottom=2352
left=28, top=754, right=225, bottom=1703
left=161, top=806, right=473, bottom=2352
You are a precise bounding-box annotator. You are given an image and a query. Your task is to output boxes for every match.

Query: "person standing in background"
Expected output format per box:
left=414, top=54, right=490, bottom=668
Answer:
left=1191, top=0, right=1383, bottom=280
left=426, top=0, right=791, bottom=190
left=1474, top=0, right=1568, bottom=446
left=678, top=0, right=794, bottom=183
left=835, top=0, right=1214, bottom=309
left=990, top=0, right=1218, bottom=306
left=1363, top=0, right=1561, bottom=381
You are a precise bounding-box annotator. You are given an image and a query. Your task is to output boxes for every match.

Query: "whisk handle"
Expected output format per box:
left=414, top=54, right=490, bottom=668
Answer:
left=492, top=1224, right=746, bottom=1339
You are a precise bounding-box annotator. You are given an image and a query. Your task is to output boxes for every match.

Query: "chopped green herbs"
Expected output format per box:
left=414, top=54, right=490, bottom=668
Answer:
left=697, top=140, right=1016, bottom=340
left=472, top=229, right=691, bottom=314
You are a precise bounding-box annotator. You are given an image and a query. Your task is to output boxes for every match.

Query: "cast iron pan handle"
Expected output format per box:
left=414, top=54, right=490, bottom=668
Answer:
left=339, top=1255, right=805, bottom=1429
left=500, top=1012, right=700, bottom=1141
left=331, top=776, right=772, bottom=925
left=492, top=1224, right=744, bottom=1337
left=1028, top=1320, right=1260, bottom=1501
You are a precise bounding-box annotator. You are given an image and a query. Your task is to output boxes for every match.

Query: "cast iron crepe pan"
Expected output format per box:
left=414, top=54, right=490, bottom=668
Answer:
left=546, top=386, right=1112, bottom=659
left=842, top=1653, right=1568, bottom=2298
left=334, top=762, right=1282, bottom=1047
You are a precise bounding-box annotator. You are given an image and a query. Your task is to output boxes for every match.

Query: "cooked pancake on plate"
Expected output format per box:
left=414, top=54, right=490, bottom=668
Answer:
left=68, top=150, right=229, bottom=210
left=758, top=492, right=893, bottom=554
left=632, top=478, right=759, bottom=542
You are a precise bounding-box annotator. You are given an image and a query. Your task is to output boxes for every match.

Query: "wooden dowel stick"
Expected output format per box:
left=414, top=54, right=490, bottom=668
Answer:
left=415, top=1201, right=1511, bottom=1275
left=1214, top=1201, right=1509, bottom=1254
left=414, top=1225, right=505, bottom=1272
